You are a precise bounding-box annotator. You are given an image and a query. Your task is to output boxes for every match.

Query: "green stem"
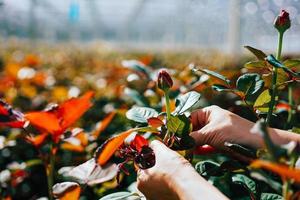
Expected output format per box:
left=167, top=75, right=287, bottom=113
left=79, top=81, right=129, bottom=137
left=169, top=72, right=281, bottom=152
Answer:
left=47, top=143, right=55, bottom=200
left=283, top=182, right=290, bottom=200
left=276, top=31, right=284, bottom=60
left=286, top=84, right=293, bottom=129
left=266, top=31, right=284, bottom=125
left=163, top=90, right=172, bottom=145
left=165, top=90, right=171, bottom=120
left=283, top=155, right=298, bottom=199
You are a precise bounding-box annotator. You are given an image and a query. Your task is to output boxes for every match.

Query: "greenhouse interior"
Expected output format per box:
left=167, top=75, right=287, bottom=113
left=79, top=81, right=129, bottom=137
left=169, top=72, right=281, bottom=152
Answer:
left=0, top=0, right=300, bottom=200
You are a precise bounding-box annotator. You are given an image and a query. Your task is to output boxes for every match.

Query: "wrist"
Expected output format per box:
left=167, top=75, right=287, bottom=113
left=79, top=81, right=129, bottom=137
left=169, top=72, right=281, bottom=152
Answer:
left=269, top=128, right=300, bottom=145
left=167, top=164, right=228, bottom=200
left=167, top=164, right=198, bottom=200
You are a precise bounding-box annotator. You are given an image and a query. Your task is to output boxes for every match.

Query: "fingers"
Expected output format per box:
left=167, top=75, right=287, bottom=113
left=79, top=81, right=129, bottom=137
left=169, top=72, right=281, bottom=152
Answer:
left=190, top=109, right=207, bottom=131
left=190, top=106, right=217, bottom=131
left=190, top=125, right=211, bottom=146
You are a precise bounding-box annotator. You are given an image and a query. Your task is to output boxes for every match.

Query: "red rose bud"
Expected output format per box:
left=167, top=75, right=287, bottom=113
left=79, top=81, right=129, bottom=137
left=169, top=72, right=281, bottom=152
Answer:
left=274, top=10, right=291, bottom=33
left=157, top=70, right=173, bottom=91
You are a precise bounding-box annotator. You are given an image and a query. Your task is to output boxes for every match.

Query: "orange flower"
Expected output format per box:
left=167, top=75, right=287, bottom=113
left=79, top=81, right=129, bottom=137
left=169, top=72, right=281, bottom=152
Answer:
left=251, top=160, right=300, bottom=182
left=25, top=91, right=94, bottom=143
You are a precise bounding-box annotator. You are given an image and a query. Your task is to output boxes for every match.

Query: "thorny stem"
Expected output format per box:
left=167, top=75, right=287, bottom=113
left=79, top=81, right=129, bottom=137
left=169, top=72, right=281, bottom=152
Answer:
left=47, top=142, right=55, bottom=200
left=266, top=31, right=283, bottom=125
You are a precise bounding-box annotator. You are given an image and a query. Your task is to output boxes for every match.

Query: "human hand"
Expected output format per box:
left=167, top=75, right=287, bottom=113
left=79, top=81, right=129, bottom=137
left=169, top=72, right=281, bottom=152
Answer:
left=190, top=105, right=264, bottom=150
left=137, top=140, right=229, bottom=200
left=137, top=140, right=191, bottom=200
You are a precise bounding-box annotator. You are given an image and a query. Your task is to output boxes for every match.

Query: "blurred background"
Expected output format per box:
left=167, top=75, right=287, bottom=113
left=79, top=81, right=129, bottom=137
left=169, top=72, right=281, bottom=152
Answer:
left=1, top=0, right=300, bottom=54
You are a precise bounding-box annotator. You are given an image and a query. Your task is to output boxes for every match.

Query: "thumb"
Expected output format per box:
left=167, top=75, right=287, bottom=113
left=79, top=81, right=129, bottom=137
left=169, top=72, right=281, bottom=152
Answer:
left=190, top=125, right=211, bottom=146
left=149, top=140, right=172, bottom=154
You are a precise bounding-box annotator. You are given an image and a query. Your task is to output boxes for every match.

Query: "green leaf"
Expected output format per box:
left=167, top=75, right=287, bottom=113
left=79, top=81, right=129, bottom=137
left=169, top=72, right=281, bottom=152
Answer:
left=244, top=46, right=267, bottom=61
left=25, top=159, right=43, bottom=168
left=124, top=88, right=149, bottom=106
left=292, top=127, right=300, bottom=134
left=209, top=176, right=231, bottom=197
left=224, top=142, right=256, bottom=158
left=252, top=120, right=285, bottom=161
left=126, top=106, right=158, bottom=123
left=220, top=160, right=246, bottom=172
left=173, top=91, right=201, bottom=114
left=260, top=193, right=283, bottom=200
left=232, top=174, right=257, bottom=195
left=99, top=192, right=144, bottom=200
left=193, top=68, right=231, bottom=85
left=212, top=84, right=233, bottom=92
left=283, top=59, right=300, bottom=69
left=244, top=61, right=267, bottom=70
left=236, top=73, right=264, bottom=103
left=254, top=90, right=271, bottom=112
left=195, top=160, right=222, bottom=176
left=266, top=55, right=300, bottom=78
left=134, top=126, right=159, bottom=133
left=122, top=60, right=152, bottom=77
left=167, top=115, right=191, bottom=138
left=250, top=171, right=282, bottom=192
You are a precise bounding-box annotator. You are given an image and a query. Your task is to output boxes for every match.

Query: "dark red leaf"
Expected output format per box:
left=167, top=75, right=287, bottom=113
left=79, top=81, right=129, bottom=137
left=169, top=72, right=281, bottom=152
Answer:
left=0, top=100, right=26, bottom=129
left=147, top=117, right=164, bottom=128
left=134, top=146, right=155, bottom=169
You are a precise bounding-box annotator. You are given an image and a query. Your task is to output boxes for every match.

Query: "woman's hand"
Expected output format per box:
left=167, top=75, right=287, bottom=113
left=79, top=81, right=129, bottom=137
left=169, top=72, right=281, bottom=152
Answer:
left=190, top=105, right=298, bottom=150
left=137, top=140, right=229, bottom=200
left=137, top=140, right=191, bottom=200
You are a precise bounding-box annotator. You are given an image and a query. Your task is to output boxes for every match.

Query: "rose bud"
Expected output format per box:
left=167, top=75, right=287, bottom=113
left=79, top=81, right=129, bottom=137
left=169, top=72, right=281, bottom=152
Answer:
left=157, top=70, right=173, bottom=91
left=274, top=9, right=291, bottom=33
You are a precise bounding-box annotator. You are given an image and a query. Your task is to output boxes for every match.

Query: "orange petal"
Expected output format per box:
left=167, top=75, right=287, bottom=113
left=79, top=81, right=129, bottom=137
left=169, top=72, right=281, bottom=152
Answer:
left=75, top=131, right=88, bottom=146
left=92, top=111, right=116, bottom=138
left=95, top=129, right=135, bottom=166
left=26, top=132, right=48, bottom=148
left=53, top=182, right=81, bottom=200
left=58, top=91, right=94, bottom=130
left=25, top=112, right=62, bottom=134
left=251, top=160, right=300, bottom=182
left=61, top=143, right=85, bottom=153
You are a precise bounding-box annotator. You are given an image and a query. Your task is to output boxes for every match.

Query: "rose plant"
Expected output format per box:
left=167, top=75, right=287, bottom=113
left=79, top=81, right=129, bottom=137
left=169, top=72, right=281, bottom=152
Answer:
left=0, top=8, right=299, bottom=200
